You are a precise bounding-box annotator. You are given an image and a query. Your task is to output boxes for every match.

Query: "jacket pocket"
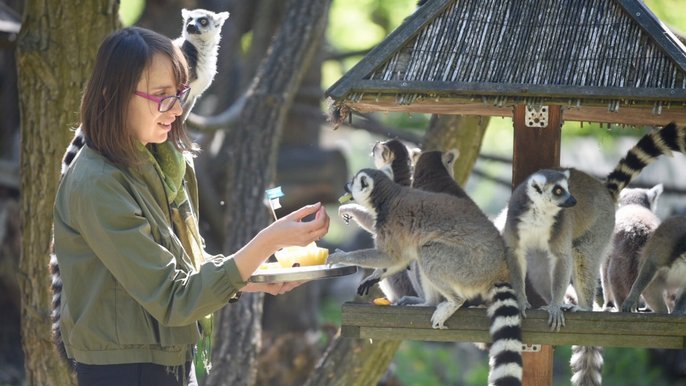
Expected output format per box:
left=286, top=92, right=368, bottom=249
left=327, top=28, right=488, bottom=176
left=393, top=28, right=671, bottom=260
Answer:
left=114, top=283, right=159, bottom=345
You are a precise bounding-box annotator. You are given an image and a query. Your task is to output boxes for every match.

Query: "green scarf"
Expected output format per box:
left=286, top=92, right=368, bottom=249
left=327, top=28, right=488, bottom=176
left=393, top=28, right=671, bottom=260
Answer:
left=144, top=142, right=205, bottom=269
left=142, top=141, right=214, bottom=372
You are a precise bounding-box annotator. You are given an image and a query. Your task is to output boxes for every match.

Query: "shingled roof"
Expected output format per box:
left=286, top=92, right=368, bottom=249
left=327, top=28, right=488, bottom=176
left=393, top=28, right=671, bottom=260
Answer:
left=326, top=0, right=686, bottom=125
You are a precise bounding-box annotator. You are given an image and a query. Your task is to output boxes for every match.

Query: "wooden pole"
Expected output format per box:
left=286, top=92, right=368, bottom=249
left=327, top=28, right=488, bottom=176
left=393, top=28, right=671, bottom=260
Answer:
left=512, top=104, right=562, bottom=386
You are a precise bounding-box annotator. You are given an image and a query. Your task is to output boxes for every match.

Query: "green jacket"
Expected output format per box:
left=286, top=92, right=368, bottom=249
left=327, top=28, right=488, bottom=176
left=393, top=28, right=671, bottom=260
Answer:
left=53, top=145, right=245, bottom=366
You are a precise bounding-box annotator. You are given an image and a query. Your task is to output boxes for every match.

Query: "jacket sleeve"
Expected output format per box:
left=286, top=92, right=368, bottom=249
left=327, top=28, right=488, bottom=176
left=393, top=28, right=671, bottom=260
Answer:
left=72, top=173, right=246, bottom=327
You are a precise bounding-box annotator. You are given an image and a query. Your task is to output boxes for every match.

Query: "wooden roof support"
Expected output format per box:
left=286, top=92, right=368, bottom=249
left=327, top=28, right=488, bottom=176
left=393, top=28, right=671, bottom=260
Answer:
left=512, top=104, right=561, bottom=386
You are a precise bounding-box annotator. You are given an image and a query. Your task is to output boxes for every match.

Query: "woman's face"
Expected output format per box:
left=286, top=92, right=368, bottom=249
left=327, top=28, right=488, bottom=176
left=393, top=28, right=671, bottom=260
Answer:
left=128, top=53, right=183, bottom=146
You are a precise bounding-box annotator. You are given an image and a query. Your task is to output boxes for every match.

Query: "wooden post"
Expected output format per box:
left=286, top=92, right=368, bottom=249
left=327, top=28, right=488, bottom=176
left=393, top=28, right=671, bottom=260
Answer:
left=512, top=104, right=562, bottom=386
left=512, top=104, right=561, bottom=185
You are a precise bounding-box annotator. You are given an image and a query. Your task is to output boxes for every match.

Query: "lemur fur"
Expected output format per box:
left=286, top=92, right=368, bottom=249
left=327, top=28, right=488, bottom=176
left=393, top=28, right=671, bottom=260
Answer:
left=502, top=122, right=686, bottom=386
left=339, top=139, right=419, bottom=302
left=601, top=185, right=662, bottom=311
left=622, top=215, right=686, bottom=313
left=329, top=168, right=523, bottom=386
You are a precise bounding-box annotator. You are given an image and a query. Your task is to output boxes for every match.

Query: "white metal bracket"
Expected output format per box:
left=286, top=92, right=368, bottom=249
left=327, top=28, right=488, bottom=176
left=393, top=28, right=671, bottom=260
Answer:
left=525, top=105, right=549, bottom=128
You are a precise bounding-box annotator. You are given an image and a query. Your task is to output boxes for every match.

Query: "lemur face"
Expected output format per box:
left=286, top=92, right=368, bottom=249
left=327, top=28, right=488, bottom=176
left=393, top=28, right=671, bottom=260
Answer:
left=371, top=141, right=391, bottom=169
left=181, top=9, right=229, bottom=39
left=350, top=170, right=376, bottom=208
left=528, top=170, right=576, bottom=209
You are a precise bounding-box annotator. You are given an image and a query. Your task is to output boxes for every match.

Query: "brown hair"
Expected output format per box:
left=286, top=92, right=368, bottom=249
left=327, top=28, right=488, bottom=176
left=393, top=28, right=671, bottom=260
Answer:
left=80, top=27, right=193, bottom=168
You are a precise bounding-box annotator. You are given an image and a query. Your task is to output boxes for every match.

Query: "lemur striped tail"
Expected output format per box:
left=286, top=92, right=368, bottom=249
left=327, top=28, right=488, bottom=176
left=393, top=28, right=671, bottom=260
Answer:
left=61, top=127, right=84, bottom=175
left=605, top=122, right=686, bottom=201
left=570, top=345, right=604, bottom=386
left=487, top=283, right=523, bottom=386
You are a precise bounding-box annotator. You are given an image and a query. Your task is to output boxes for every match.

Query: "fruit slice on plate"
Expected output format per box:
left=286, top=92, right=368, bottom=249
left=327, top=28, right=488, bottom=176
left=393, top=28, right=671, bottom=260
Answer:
left=274, top=242, right=329, bottom=267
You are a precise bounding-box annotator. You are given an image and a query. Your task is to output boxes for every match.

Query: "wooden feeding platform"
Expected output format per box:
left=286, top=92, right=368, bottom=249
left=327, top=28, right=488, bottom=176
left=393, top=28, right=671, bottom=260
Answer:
left=340, top=303, right=686, bottom=350
left=325, top=0, right=686, bottom=384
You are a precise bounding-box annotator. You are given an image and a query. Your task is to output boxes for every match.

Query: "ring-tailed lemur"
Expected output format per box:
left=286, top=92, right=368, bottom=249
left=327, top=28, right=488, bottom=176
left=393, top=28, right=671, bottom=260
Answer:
left=501, top=122, right=686, bottom=386
left=59, top=8, right=228, bottom=174
left=340, top=139, right=420, bottom=302
left=329, top=168, right=523, bottom=386
left=622, top=215, right=686, bottom=313
left=51, top=8, right=228, bottom=365
left=601, top=185, right=663, bottom=310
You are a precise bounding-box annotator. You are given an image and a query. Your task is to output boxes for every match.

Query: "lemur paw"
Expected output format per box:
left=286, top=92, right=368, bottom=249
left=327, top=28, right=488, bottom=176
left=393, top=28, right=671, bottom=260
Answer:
left=621, top=298, right=639, bottom=313
left=338, top=204, right=357, bottom=225
left=542, top=305, right=566, bottom=332
left=326, top=249, right=349, bottom=265
left=518, top=299, right=531, bottom=318
left=560, top=303, right=581, bottom=312
left=430, top=301, right=460, bottom=330
left=357, top=276, right=380, bottom=296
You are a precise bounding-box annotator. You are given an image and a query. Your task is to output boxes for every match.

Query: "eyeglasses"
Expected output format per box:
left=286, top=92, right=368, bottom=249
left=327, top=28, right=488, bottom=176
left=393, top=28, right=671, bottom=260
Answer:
left=134, top=85, right=191, bottom=112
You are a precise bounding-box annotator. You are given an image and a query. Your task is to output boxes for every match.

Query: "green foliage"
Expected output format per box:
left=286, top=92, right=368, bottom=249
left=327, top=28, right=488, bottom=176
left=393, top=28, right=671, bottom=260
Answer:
left=324, top=0, right=417, bottom=88
left=393, top=342, right=487, bottom=386
left=645, top=0, right=686, bottom=35
left=391, top=342, right=686, bottom=385
left=119, top=0, right=145, bottom=26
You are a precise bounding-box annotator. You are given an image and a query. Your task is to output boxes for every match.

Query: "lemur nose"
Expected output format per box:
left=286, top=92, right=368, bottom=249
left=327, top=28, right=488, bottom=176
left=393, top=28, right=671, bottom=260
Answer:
left=186, top=24, right=198, bottom=33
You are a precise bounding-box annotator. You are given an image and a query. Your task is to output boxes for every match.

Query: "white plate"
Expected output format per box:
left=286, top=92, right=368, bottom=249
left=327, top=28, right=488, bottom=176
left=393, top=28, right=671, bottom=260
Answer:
left=249, top=264, right=358, bottom=283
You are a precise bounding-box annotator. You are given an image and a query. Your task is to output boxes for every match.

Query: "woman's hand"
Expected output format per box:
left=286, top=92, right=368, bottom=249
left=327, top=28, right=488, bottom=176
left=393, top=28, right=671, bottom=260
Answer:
left=233, top=202, right=330, bottom=281
left=263, top=202, right=330, bottom=251
left=241, top=281, right=305, bottom=295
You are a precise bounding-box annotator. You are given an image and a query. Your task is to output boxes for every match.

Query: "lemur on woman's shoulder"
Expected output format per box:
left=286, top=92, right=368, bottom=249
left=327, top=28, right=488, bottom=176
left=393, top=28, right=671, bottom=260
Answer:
left=60, top=8, right=228, bottom=175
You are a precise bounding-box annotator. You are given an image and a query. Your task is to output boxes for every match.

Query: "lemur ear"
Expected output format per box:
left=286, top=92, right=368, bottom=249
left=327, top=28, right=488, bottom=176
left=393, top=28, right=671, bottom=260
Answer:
left=217, top=12, right=230, bottom=23
left=379, top=164, right=394, bottom=180
left=648, top=183, right=664, bottom=204
left=530, top=173, right=546, bottom=194
left=443, top=149, right=459, bottom=166
left=562, top=169, right=571, bottom=179
left=182, top=9, right=190, bottom=19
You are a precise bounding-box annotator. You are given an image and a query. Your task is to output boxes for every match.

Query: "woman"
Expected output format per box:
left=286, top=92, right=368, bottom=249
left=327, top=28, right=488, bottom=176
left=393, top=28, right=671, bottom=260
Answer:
left=52, top=27, right=329, bottom=386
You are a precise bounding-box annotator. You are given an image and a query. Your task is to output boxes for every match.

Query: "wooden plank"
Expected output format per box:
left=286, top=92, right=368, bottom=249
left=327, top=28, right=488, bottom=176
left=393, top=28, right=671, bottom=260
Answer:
left=346, top=99, right=686, bottom=126
left=340, top=303, right=686, bottom=349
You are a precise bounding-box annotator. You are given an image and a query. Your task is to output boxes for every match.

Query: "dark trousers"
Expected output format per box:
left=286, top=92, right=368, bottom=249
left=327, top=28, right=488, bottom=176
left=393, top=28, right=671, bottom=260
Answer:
left=75, top=361, right=197, bottom=386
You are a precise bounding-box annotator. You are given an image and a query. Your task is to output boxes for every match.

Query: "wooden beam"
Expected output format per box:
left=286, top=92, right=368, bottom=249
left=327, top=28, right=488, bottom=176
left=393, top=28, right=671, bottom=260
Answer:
left=345, top=98, right=686, bottom=126
left=340, top=303, right=686, bottom=349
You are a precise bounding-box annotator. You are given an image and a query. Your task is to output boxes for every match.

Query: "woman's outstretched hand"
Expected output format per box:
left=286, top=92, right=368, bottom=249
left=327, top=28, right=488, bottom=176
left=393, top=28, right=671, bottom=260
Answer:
left=265, top=202, right=330, bottom=250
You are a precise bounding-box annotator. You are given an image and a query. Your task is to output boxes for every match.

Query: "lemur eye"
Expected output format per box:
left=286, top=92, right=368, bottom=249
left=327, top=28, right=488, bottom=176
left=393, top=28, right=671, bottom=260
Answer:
left=553, top=186, right=563, bottom=196
left=360, top=176, right=368, bottom=189
left=199, top=17, right=209, bottom=26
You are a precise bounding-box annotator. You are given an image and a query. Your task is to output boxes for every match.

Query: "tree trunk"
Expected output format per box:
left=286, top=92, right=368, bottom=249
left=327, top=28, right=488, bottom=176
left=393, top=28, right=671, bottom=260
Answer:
left=203, top=1, right=331, bottom=385
left=15, top=2, right=118, bottom=385
left=422, top=115, right=490, bottom=186
left=305, top=336, right=401, bottom=386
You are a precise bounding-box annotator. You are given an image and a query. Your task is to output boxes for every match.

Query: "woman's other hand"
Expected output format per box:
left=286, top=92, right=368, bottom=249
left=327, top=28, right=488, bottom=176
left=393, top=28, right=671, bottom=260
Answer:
left=241, top=281, right=305, bottom=295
